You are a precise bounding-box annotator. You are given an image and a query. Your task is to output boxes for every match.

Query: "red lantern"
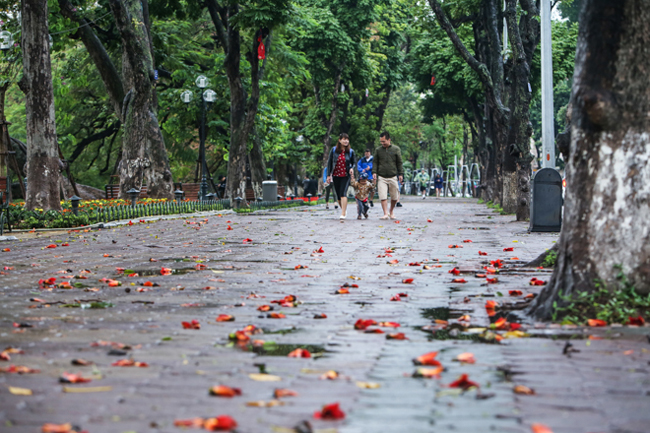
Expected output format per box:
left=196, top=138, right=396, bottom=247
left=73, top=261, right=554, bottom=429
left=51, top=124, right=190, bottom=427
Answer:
left=430, top=76, right=436, bottom=86
left=257, top=36, right=266, bottom=60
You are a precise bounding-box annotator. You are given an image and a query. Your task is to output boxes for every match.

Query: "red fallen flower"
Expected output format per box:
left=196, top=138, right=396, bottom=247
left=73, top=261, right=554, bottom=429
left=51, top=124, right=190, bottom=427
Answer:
left=449, top=267, right=461, bottom=275
left=408, top=262, right=422, bottom=266
left=386, top=332, right=408, bottom=340
left=524, top=293, right=536, bottom=299
left=448, top=245, right=463, bottom=249
left=287, top=348, right=311, bottom=358
left=315, top=246, right=325, bottom=253
left=627, top=316, right=645, bottom=326
left=509, top=323, right=522, bottom=331
left=227, top=225, right=233, bottom=230
left=503, top=247, right=514, bottom=252
left=451, top=278, right=467, bottom=283
left=314, top=402, right=346, bottom=420
left=1, top=248, right=10, bottom=252
left=486, top=277, right=498, bottom=284
left=174, top=418, right=205, bottom=428
left=274, top=388, right=299, bottom=398
left=127, top=220, right=134, bottom=226
left=242, top=238, right=253, bottom=243
left=402, top=278, right=414, bottom=284
left=13, top=322, right=33, bottom=328
left=209, top=385, right=242, bottom=397
left=111, top=359, right=148, bottom=367
left=46, top=244, right=57, bottom=249
left=531, top=424, right=554, bottom=433
left=394, top=220, right=400, bottom=224
left=0, top=364, right=40, bottom=374
left=336, top=288, right=349, bottom=294
left=388, top=259, right=399, bottom=264
left=493, top=317, right=509, bottom=330
left=364, top=328, right=385, bottom=334
left=379, top=321, right=401, bottom=328
left=484, top=266, right=497, bottom=274
left=195, top=263, right=208, bottom=270
left=427, top=219, right=433, bottom=223
left=587, top=319, right=607, bottom=327
left=509, top=290, right=523, bottom=296
left=490, top=259, right=504, bottom=268
left=475, top=274, right=486, bottom=278
left=478, top=251, right=488, bottom=256
left=160, top=267, right=172, bottom=275
left=485, top=300, right=499, bottom=310
left=268, top=313, right=286, bottom=319
left=203, top=415, right=238, bottom=431
left=413, top=366, right=444, bottom=378
left=61, top=243, right=69, bottom=247
left=182, top=320, right=201, bottom=329
left=41, top=423, right=87, bottom=433
left=397, top=292, right=408, bottom=297
left=59, top=372, right=92, bottom=384
left=314, top=313, right=327, bottom=319
left=530, top=278, right=546, bottom=286
left=354, top=319, right=377, bottom=330
left=142, top=281, right=159, bottom=287
left=135, top=287, right=150, bottom=292
left=458, top=314, right=471, bottom=322
left=463, top=239, right=473, bottom=243
left=257, top=305, right=273, bottom=312
left=294, top=264, right=308, bottom=270
left=389, top=294, right=401, bottom=301
left=413, top=351, right=441, bottom=366
left=216, top=314, right=235, bottom=322
left=447, top=373, right=480, bottom=389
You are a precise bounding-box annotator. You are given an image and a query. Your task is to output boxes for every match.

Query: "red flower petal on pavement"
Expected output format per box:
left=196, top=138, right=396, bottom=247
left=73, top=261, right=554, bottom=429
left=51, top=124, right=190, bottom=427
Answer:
left=314, top=402, right=345, bottom=420
left=242, top=238, right=253, bottom=243
left=379, top=321, right=401, bottom=328
left=447, top=373, right=480, bottom=389
left=111, top=359, right=148, bottom=367
left=386, top=332, right=408, bottom=340
left=413, top=351, right=441, bottom=366
left=486, top=277, right=498, bottom=284
left=456, top=352, right=475, bottom=364
left=364, top=328, right=385, bottom=334
left=389, top=294, right=401, bottom=301
left=490, top=259, right=503, bottom=268
left=209, top=385, right=242, bottom=397
left=493, top=317, right=509, bottom=330
left=509, top=323, right=522, bottom=331
left=451, top=278, right=466, bottom=283
left=313, top=313, right=327, bottom=319
left=227, top=225, right=233, bottom=230
left=182, top=320, right=201, bottom=329
left=336, top=288, right=349, bottom=294
left=475, top=273, right=486, bottom=278
left=402, top=278, right=414, bottom=284
left=354, top=319, right=377, bottom=330
left=174, top=418, right=205, bottom=428
left=46, top=244, right=57, bottom=249
left=274, top=388, right=299, bottom=398
left=59, top=372, right=92, bottom=383
left=503, top=247, right=514, bottom=252
left=529, top=277, right=546, bottom=286
left=449, top=267, right=461, bottom=275
left=587, top=319, right=607, bottom=327
left=463, top=239, right=473, bottom=243
left=268, top=313, right=286, bottom=319
left=216, top=314, right=235, bottom=322
left=257, top=305, right=272, bottom=312
left=509, top=290, right=523, bottom=296
left=427, top=219, right=433, bottom=223
left=160, top=267, right=172, bottom=275
left=485, top=300, right=499, bottom=310
left=41, top=423, right=77, bottom=433
left=531, top=424, right=554, bottom=433
left=203, top=415, right=238, bottom=431
left=478, top=251, right=488, bottom=256
left=448, top=245, right=463, bottom=248
left=287, top=348, right=311, bottom=358
left=388, top=259, right=399, bottom=264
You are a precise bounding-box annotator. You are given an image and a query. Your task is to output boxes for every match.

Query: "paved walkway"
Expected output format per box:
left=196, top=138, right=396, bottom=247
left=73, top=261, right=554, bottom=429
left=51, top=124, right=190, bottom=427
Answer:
left=0, top=197, right=648, bottom=433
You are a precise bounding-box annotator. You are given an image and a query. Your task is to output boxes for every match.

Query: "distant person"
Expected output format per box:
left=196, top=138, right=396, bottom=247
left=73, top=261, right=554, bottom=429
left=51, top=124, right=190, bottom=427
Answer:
left=414, top=169, right=430, bottom=199
left=302, top=175, right=310, bottom=196
left=357, top=148, right=374, bottom=207
left=434, top=174, right=444, bottom=198
left=217, top=176, right=227, bottom=198
left=372, top=131, right=403, bottom=220
left=327, top=133, right=356, bottom=219
left=350, top=172, right=374, bottom=219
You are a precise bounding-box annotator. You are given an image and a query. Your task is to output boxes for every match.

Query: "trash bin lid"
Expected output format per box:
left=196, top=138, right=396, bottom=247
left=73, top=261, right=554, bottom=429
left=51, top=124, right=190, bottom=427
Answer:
left=262, top=181, right=277, bottom=185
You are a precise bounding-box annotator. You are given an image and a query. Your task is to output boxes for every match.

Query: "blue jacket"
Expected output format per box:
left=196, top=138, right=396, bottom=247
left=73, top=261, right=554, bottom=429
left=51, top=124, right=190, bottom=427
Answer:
left=357, top=155, right=374, bottom=180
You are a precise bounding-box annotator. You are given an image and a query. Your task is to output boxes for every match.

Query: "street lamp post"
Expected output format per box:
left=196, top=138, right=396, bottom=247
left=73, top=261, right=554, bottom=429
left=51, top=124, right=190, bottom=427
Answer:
left=181, top=76, right=217, bottom=201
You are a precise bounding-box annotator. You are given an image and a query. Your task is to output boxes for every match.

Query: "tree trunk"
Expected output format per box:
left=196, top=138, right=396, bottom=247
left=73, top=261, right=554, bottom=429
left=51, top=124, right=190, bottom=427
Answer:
left=108, top=0, right=173, bottom=199
left=20, top=0, right=62, bottom=211
left=317, top=66, right=344, bottom=193
left=529, top=0, right=650, bottom=320
left=249, top=127, right=266, bottom=199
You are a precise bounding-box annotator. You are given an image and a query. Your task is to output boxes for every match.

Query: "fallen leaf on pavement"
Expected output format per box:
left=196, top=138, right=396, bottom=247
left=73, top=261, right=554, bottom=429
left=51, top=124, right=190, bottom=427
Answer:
left=356, top=381, right=381, bottom=389
left=246, top=400, right=284, bottom=407
left=319, top=370, right=339, bottom=380
left=249, top=373, right=281, bottom=381
left=8, top=386, right=32, bottom=395
left=513, top=385, right=535, bottom=395
left=0, top=365, right=40, bottom=374
left=209, top=385, right=242, bottom=397
left=274, top=388, right=299, bottom=398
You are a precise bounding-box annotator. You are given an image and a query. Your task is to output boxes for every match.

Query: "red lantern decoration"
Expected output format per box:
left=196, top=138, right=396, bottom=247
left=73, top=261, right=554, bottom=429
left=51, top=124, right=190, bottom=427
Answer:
left=258, top=36, right=266, bottom=60
left=430, top=76, right=436, bottom=86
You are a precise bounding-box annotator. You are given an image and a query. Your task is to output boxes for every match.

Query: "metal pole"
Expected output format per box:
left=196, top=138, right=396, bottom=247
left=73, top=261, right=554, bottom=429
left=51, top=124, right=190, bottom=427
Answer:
left=541, top=0, right=555, bottom=168
left=199, top=97, right=208, bottom=200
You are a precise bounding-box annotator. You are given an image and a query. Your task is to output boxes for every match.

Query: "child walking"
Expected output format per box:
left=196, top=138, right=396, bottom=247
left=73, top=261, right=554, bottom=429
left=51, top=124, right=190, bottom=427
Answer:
left=350, top=172, right=375, bottom=219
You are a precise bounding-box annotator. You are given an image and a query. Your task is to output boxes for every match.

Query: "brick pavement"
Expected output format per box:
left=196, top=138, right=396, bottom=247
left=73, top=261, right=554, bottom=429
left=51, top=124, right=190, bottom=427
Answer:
left=0, top=197, right=648, bottom=433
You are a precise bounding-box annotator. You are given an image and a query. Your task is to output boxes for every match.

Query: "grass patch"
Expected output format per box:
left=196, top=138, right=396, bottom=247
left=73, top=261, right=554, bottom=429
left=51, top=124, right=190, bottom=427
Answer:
left=552, top=265, right=650, bottom=325
left=542, top=250, right=558, bottom=268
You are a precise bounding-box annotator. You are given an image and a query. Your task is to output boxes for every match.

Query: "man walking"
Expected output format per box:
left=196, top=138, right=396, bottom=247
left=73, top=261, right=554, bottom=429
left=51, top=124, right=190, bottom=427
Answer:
left=372, top=132, right=404, bottom=220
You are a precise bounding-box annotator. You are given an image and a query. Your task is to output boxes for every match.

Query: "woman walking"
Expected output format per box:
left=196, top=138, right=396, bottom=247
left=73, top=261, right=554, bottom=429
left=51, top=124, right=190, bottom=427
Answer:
left=326, top=133, right=356, bottom=219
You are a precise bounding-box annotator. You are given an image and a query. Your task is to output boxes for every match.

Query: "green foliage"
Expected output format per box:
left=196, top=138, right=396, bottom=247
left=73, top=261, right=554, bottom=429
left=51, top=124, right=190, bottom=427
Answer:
left=552, top=265, right=650, bottom=325
left=542, top=249, right=558, bottom=268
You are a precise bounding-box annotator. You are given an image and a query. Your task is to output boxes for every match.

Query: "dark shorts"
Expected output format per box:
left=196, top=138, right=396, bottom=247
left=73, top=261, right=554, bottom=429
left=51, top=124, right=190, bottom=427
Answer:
left=332, top=176, right=350, bottom=200
left=420, top=185, right=427, bottom=192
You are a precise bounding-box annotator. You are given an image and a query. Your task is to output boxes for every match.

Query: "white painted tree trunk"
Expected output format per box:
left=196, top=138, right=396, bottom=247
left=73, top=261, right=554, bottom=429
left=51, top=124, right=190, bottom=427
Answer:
left=529, top=0, right=650, bottom=319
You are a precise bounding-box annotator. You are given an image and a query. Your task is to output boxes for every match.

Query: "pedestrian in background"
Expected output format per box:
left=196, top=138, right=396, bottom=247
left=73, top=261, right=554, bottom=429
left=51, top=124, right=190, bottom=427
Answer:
left=322, top=166, right=338, bottom=210
left=372, top=132, right=404, bottom=220
left=434, top=173, right=444, bottom=198
left=327, top=133, right=356, bottom=219
left=414, top=169, right=430, bottom=199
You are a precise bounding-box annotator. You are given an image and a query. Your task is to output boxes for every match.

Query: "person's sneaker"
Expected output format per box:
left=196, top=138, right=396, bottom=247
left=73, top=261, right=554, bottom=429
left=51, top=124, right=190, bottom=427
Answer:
left=369, top=201, right=374, bottom=207
left=396, top=202, right=403, bottom=207
left=335, top=205, right=339, bottom=209
left=326, top=205, right=329, bottom=209
left=422, top=195, right=426, bottom=199
left=364, top=212, right=368, bottom=219
left=357, top=215, right=362, bottom=220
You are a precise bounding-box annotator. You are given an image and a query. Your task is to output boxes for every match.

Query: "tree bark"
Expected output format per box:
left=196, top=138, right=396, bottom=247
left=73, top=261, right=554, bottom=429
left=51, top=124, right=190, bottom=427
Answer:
left=249, top=127, right=266, bottom=198
left=529, top=0, right=650, bottom=320
left=20, top=0, right=62, bottom=211
left=108, top=0, right=173, bottom=199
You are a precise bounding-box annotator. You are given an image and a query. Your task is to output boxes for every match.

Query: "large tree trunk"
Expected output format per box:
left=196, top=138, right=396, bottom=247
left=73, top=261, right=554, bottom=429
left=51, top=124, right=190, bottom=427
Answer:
left=108, top=0, right=173, bottom=199
left=529, top=0, right=650, bottom=320
left=316, top=67, right=344, bottom=193
left=249, top=127, right=266, bottom=198
left=20, top=0, right=62, bottom=211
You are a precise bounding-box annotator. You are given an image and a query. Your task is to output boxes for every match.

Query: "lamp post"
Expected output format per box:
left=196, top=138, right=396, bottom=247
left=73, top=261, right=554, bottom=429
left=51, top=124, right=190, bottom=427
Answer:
left=181, top=76, right=217, bottom=201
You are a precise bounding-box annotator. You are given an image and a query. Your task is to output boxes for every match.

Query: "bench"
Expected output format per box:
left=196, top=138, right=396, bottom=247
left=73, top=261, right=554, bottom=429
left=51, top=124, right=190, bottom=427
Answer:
left=105, top=184, right=148, bottom=199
